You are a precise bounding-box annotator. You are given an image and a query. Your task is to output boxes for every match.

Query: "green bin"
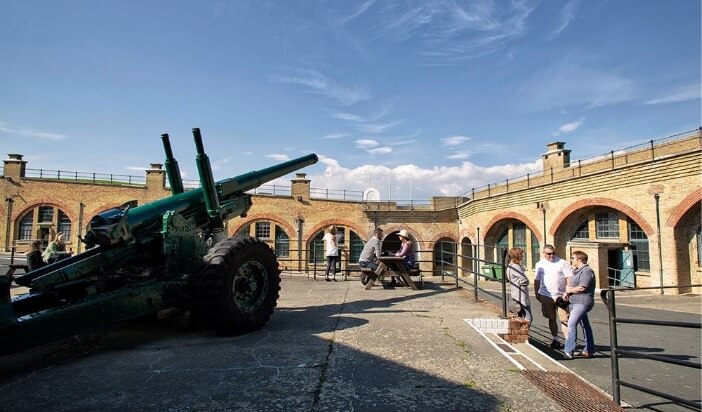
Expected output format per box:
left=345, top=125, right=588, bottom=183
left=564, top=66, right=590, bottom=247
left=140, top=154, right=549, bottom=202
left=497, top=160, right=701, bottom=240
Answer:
left=481, top=264, right=503, bottom=281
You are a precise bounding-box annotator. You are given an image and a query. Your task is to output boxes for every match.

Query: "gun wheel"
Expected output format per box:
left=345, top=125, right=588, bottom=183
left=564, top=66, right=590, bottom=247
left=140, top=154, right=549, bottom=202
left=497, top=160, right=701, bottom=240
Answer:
left=192, top=236, right=280, bottom=335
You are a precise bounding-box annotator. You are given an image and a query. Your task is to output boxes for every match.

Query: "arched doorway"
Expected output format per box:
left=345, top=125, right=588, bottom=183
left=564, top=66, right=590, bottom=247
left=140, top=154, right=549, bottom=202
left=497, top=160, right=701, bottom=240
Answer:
left=460, top=237, right=473, bottom=277
left=554, top=206, right=652, bottom=289
left=672, top=204, right=702, bottom=293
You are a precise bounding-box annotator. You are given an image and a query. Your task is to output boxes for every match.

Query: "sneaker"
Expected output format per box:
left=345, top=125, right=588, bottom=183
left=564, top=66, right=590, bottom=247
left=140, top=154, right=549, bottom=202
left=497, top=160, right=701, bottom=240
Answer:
left=549, top=340, right=563, bottom=349
left=332, top=278, right=337, bottom=282
left=563, top=351, right=573, bottom=359
left=325, top=277, right=331, bottom=282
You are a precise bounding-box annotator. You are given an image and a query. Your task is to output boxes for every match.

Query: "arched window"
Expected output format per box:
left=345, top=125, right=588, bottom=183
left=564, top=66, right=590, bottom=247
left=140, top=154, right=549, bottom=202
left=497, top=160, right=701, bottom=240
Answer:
left=628, top=219, right=650, bottom=271
left=349, top=232, right=363, bottom=263
left=310, top=232, right=325, bottom=263
left=596, top=212, right=619, bottom=238
left=434, top=240, right=456, bottom=266
left=275, top=226, right=289, bottom=258
left=572, top=220, right=589, bottom=240
left=530, top=232, right=540, bottom=269
left=58, top=210, right=71, bottom=239
left=18, top=211, right=33, bottom=240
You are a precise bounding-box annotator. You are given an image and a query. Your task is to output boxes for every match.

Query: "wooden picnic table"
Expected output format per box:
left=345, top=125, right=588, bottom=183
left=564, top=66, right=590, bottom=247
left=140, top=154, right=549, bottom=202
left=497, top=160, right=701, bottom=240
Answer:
left=364, top=255, right=419, bottom=290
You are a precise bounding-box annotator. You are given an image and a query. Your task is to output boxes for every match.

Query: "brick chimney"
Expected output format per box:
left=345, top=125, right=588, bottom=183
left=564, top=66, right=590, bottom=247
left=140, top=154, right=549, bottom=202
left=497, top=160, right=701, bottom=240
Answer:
left=145, top=163, right=165, bottom=190
left=3, top=154, right=27, bottom=181
left=291, top=172, right=311, bottom=202
left=542, top=141, right=571, bottom=170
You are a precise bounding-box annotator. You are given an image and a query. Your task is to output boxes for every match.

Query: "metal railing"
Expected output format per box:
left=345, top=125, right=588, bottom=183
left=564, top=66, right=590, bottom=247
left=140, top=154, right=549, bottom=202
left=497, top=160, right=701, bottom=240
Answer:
left=435, top=241, right=510, bottom=317
left=604, top=285, right=702, bottom=410
left=458, top=128, right=701, bottom=201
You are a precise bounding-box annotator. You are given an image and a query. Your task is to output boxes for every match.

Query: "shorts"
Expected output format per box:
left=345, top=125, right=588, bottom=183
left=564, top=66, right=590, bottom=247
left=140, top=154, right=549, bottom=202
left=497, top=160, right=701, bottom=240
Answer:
left=540, top=295, right=569, bottom=324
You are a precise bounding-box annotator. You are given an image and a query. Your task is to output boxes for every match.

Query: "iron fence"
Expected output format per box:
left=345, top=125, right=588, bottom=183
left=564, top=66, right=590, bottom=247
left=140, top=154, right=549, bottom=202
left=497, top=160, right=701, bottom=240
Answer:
left=458, top=128, right=701, bottom=201
left=604, top=285, right=702, bottom=410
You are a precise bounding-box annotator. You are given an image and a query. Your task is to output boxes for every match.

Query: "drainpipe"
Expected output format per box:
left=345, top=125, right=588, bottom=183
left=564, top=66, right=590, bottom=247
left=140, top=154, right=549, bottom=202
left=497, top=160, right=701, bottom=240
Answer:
left=295, top=215, right=304, bottom=272
left=654, top=194, right=664, bottom=295
left=542, top=207, right=547, bottom=246
left=4, top=197, right=13, bottom=252
left=77, top=202, right=85, bottom=254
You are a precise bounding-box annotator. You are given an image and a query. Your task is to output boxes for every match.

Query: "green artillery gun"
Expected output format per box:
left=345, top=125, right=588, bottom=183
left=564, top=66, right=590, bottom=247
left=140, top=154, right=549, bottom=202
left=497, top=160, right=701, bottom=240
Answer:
left=0, top=128, right=317, bottom=354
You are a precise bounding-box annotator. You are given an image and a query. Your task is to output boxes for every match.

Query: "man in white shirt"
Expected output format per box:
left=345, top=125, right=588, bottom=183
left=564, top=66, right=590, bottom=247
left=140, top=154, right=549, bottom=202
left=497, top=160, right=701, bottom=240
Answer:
left=534, top=244, right=573, bottom=349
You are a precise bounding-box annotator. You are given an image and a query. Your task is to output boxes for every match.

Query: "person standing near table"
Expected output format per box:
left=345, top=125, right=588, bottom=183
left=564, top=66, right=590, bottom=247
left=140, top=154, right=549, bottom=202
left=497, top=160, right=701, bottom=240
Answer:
left=323, top=225, right=341, bottom=282
left=507, top=247, right=532, bottom=325
left=395, top=230, right=416, bottom=270
left=563, top=250, right=596, bottom=358
left=534, top=244, right=573, bottom=349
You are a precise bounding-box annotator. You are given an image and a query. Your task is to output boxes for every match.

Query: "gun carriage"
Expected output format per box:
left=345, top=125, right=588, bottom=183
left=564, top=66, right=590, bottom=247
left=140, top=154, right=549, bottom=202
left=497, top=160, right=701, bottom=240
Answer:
left=0, top=128, right=318, bottom=354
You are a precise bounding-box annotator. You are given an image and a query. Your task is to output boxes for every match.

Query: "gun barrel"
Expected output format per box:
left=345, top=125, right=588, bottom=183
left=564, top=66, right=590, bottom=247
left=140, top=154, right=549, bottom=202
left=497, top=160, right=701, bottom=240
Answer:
left=218, top=153, right=318, bottom=196
left=161, top=133, right=184, bottom=195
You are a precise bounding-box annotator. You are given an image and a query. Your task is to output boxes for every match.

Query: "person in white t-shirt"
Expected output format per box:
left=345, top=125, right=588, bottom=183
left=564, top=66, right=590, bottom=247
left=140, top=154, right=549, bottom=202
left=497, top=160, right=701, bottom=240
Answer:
left=323, top=225, right=342, bottom=282
left=534, top=244, right=573, bottom=349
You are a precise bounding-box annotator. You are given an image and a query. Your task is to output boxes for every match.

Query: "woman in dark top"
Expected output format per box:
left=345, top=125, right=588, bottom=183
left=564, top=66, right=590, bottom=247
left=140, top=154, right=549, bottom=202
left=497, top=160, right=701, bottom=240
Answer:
left=26, top=240, right=46, bottom=272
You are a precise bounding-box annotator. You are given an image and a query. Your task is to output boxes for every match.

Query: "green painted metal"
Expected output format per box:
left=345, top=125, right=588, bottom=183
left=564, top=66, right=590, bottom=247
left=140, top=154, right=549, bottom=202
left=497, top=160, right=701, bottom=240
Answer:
left=0, top=129, right=318, bottom=355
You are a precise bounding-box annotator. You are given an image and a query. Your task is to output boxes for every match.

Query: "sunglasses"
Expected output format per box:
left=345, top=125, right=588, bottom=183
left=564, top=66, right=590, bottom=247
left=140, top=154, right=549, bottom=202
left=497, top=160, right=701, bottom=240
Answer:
left=544, top=252, right=554, bottom=256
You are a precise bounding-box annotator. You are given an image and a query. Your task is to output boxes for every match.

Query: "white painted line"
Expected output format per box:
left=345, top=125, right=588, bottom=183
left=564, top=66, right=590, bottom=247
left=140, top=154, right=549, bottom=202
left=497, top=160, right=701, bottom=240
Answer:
left=464, top=319, right=526, bottom=370
left=491, top=334, right=547, bottom=372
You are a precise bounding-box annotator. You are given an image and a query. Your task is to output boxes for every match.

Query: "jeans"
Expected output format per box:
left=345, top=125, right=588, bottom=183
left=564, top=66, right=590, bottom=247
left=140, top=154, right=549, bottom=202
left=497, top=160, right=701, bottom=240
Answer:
left=358, top=260, right=379, bottom=272
left=324, top=255, right=338, bottom=277
left=518, top=304, right=533, bottom=326
left=564, top=303, right=595, bottom=355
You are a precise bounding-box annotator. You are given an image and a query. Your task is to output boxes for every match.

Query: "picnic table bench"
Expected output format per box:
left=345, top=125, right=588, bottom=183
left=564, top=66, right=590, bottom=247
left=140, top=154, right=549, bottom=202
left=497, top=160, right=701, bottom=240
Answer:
left=362, top=256, right=422, bottom=290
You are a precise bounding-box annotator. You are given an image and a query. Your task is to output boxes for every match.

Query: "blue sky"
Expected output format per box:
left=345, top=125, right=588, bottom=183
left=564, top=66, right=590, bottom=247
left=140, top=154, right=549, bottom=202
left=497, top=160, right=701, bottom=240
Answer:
left=1, top=0, right=700, bottom=201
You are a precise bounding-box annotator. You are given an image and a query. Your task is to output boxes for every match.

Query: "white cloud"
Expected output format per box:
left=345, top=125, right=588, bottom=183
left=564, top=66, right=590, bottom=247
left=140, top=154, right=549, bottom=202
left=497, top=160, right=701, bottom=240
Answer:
left=553, top=118, right=585, bottom=136
left=549, top=0, right=581, bottom=40
left=373, top=0, right=537, bottom=63
left=355, top=139, right=379, bottom=149
left=643, top=84, right=701, bottom=105
left=368, top=147, right=392, bottom=155
left=518, top=60, right=635, bottom=111
left=441, top=135, right=471, bottom=146
left=266, top=153, right=291, bottom=161
left=0, top=123, right=66, bottom=141
left=321, top=133, right=352, bottom=139
left=269, top=155, right=542, bottom=200
left=212, top=156, right=232, bottom=172
left=447, top=151, right=471, bottom=160
left=272, top=69, right=370, bottom=106
left=356, top=120, right=402, bottom=133
left=330, top=113, right=365, bottom=122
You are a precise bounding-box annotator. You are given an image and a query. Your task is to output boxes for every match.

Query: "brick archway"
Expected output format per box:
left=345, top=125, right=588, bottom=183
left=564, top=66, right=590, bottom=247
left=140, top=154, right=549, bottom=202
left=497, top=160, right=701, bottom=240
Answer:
left=304, top=219, right=368, bottom=243
left=483, top=212, right=542, bottom=244
left=551, top=197, right=654, bottom=236
left=231, top=213, right=297, bottom=239
left=665, top=188, right=702, bottom=228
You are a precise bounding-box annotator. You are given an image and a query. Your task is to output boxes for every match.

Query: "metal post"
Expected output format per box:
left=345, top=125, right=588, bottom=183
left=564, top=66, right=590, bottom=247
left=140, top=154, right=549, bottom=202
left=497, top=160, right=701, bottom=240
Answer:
left=654, top=194, right=664, bottom=294
left=608, top=289, right=621, bottom=405
left=473, top=244, right=478, bottom=302
left=4, top=197, right=13, bottom=253
left=500, top=248, right=508, bottom=318
left=475, top=227, right=481, bottom=302
left=77, top=202, right=84, bottom=254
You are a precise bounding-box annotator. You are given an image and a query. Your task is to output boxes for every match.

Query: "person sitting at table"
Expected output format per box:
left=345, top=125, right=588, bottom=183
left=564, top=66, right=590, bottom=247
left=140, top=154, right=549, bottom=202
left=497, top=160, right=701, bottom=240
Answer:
left=41, top=233, right=72, bottom=264
left=358, top=227, right=384, bottom=272
left=394, top=230, right=416, bottom=270
left=26, top=240, right=46, bottom=272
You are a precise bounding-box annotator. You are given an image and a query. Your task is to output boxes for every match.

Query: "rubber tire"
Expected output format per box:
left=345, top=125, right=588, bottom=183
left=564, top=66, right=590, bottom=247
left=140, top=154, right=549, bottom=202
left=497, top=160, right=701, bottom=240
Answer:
left=193, top=236, right=280, bottom=335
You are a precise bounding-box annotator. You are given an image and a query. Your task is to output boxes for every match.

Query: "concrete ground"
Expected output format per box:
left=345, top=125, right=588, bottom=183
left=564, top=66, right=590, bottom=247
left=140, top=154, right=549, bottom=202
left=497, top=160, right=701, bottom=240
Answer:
left=0, top=275, right=567, bottom=412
